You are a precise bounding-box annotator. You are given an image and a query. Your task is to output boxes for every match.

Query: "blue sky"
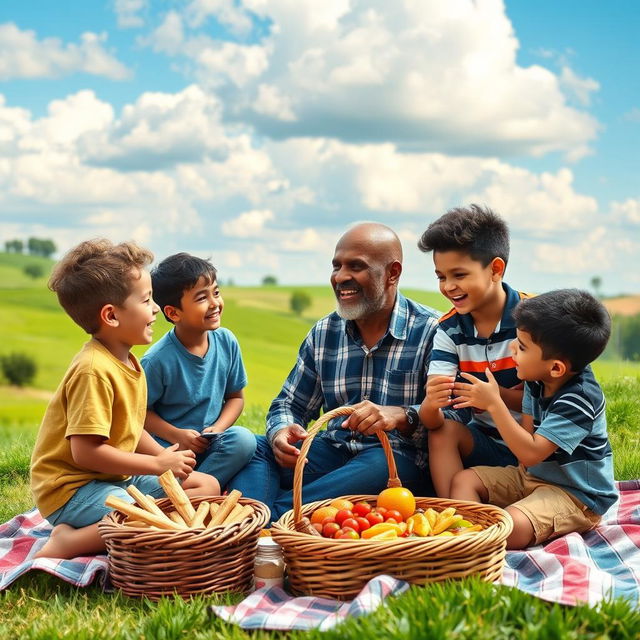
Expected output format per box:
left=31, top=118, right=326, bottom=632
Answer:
left=0, top=0, right=638, bottom=295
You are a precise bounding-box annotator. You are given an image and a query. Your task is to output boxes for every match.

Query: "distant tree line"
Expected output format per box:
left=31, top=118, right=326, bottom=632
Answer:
left=4, top=237, right=56, bottom=257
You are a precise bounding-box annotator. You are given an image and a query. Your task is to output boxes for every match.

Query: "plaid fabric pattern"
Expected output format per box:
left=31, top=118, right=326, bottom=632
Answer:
left=0, top=509, right=108, bottom=590
left=209, top=574, right=410, bottom=631
left=501, top=479, right=640, bottom=607
left=266, top=293, right=440, bottom=469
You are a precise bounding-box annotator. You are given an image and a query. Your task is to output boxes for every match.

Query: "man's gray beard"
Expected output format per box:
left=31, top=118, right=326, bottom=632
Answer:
left=335, top=281, right=386, bottom=321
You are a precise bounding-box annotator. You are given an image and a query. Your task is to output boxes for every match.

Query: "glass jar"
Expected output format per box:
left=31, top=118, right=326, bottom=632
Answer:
left=254, top=537, right=285, bottom=590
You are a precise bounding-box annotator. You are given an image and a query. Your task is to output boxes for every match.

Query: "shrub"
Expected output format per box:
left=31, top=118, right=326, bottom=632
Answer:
left=23, top=263, right=44, bottom=279
left=290, top=290, right=312, bottom=316
left=1, top=352, right=37, bottom=387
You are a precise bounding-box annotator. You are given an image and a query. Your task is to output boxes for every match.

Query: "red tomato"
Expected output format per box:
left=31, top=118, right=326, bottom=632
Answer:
left=352, top=502, right=372, bottom=517
left=334, top=509, right=354, bottom=525
left=385, top=510, right=404, bottom=523
left=312, top=523, right=324, bottom=534
left=366, top=511, right=385, bottom=526
left=355, top=517, right=371, bottom=531
left=322, top=522, right=341, bottom=538
left=335, top=528, right=359, bottom=540
left=341, top=518, right=360, bottom=533
left=375, top=506, right=388, bottom=517
left=385, top=517, right=399, bottom=524
left=321, top=516, right=336, bottom=526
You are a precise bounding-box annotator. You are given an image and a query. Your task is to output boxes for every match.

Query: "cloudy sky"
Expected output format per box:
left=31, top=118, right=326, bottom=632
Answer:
left=1, top=0, right=638, bottom=295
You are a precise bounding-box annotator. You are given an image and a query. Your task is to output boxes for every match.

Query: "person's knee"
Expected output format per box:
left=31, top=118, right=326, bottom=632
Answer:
left=224, top=426, right=258, bottom=464
left=506, top=506, right=535, bottom=549
left=186, top=470, right=220, bottom=496
left=450, top=468, right=476, bottom=494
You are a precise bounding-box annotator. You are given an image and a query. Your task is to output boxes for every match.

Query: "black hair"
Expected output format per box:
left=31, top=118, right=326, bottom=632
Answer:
left=513, top=289, right=611, bottom=372
left=151, top=253, right=217, bottom=323
left=417, top=204, right=509, bottom=267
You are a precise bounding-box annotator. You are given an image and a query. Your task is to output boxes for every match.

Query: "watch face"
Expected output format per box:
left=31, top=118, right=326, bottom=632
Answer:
left=405, top=407, right=418, bottom=425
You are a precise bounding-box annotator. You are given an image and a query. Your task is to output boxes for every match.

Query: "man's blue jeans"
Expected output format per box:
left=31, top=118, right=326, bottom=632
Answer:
left=229, top=429, right=433, bottom=522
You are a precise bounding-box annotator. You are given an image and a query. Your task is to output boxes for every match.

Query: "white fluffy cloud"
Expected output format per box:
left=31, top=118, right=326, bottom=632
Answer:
left=0, top=23, right=130, bottom=80
left=114, top=0, right=148, bottom=28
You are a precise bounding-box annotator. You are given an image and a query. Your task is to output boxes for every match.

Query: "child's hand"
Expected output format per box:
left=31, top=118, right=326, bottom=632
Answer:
left=425, top=375, right=455, bottom=410
left=174, top=429, right=209, bottom=454
left=452, top=369, right=501, bottom=412
left=157, top=443, right=196, bottom=479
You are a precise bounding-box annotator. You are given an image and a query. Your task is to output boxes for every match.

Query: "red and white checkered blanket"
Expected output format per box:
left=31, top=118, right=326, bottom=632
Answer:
left=1, top=480, right=638, bottom=630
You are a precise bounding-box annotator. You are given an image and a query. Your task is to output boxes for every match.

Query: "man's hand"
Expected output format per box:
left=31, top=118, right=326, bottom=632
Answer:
left=424, top=375, right=455, bottom=411
left=272, top=424, right=308, bottom=468
left=156, top=443, right=197, bottom=479
left=453, top=369, right=502, bottom=412
left=341, top=400, right=403, bottom=436
left=173, top=428, right=209, bottom=455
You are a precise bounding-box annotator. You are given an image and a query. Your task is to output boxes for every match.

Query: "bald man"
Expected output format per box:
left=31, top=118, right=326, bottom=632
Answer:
left=229, top=223, right=440, bottom=520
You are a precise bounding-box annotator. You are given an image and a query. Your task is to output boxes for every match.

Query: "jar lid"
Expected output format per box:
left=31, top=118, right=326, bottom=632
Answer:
left=257, top=536, right=281, bottom=549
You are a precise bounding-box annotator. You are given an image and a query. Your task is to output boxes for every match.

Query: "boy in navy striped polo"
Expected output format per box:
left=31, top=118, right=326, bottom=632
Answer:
left=418, top=205, right=530, bottom=497
left=449, top=289, right=616, bottom=549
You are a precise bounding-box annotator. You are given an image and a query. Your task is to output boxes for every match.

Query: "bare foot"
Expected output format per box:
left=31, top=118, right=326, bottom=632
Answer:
left=33, top=523, right=104, bottom=559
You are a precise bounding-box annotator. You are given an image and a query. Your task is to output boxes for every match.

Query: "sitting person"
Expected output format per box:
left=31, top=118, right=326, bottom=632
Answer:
left=31, top=240, right=218, bottom=559
left=230, top=222, right=440, bottom=520
left=449, top=289, right=617, bottom=549
left=141, top=253, right=256, bottom=490
left=417, top=205, right=530, bottom=497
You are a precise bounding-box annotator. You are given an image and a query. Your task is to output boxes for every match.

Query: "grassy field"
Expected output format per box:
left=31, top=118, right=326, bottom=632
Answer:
left=2, top=252, right=640, bottom=638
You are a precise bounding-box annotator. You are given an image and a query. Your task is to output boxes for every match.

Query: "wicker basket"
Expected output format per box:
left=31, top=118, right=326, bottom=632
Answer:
left=98, top=495, right=270, bottom=600
left=271, top=406, right=513, bottom=600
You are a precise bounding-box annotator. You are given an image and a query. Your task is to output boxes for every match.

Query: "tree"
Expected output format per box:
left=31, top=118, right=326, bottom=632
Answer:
left=262, top=275, right=278, bottom=286
left=27, top=237, right=56, bottom=257
left=1, top=352, right=37, bottom=387
left=590, top=276, right=602, bottom=299
left=23, top=264, right=44, bottom=279
left=290, top=290, right=312, bottom=316
left=4, top=239, right=23, bottom=253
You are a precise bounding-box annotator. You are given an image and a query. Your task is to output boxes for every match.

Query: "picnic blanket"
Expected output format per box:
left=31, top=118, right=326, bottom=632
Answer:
left=1, top=479, right=639, bottom=624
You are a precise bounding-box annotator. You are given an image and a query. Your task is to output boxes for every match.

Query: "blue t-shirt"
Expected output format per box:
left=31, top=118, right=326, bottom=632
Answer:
left=524, top=366, right=617, bottom=515
left=141, top=327, right=247, bottom=432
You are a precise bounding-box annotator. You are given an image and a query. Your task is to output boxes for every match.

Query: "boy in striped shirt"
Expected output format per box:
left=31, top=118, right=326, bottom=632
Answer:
left=418, top=205, right=529, bottom=497
left=449, top=290, right=616, bottom=549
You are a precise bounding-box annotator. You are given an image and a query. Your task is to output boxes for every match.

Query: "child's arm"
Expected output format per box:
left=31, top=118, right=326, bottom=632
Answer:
left=203, top=390, right=244, bottom=434
left=499, top=384, right=524, bottom=412
left=144, top=410, right=208, bottom=454
left=453, top=370, right=557, bottom=466
left=418, top=375, right=455, bottom=429
left=69, top=433, right=197, bottom=479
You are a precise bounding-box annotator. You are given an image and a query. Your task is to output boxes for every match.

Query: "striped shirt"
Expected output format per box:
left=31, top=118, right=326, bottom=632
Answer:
left=526, top=367, right=617, bottom=515
left=428, top=282, right=530, bottom=438
left=266, top=292, right=440, bottom=469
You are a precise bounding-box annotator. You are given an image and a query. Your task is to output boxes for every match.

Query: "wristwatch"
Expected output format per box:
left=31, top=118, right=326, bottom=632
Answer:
left=403, top=406, right=420, bottom=431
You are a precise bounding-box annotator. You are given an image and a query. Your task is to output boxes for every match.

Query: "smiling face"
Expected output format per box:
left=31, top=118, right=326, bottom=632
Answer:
left=114, top=269, right=160, bottom=346
left=510, top=329, right=554, bottom=381
left=433, top=250, right=504, bottom=316
left=170, top=275, right=223, bottom=332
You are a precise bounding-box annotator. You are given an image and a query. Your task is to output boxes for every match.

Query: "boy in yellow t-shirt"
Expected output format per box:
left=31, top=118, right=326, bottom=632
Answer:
left=30, top=239, right=219, bottom=559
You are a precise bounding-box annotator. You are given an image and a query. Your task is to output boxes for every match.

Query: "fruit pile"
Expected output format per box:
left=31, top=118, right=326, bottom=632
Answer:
left=308, top=488, right=483, bottom=540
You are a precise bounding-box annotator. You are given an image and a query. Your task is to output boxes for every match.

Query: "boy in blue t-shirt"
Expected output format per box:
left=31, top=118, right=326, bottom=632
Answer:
left=141, top=253, right=256, bottom=490
left=417, top=205, right=529, bottom=497
left=450, top=289, right=617, bottom=549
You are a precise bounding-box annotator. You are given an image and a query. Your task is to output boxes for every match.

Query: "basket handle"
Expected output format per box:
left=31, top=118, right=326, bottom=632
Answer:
left=292, top=405, right=402, bottom=526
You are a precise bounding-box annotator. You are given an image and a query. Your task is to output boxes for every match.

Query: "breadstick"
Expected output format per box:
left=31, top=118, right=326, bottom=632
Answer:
left=224, top=504, right=254, bottom=525
left=158, top=470, right=196, bottom=524
left=221, top=504, right=244, bottom=525
left=105, top=495, right=185, bottom=530
left=168, top=511, right=187, bottom=527
left=208, top=490, right=242, bottom=526
left=125, top=485, right=171, bottom=522
left=122, top=520, right=150, bottom=528
left=191, top=501, right=210, bottom=528
left=206, top=503, right=221, bottom=529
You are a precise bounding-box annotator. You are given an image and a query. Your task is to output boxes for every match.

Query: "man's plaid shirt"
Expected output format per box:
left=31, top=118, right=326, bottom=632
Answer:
left=266, top=293, right=440, bottom=469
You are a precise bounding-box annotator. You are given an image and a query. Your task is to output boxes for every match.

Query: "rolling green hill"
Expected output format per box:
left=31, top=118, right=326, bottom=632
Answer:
left=0, top=253, right=446, bottom=414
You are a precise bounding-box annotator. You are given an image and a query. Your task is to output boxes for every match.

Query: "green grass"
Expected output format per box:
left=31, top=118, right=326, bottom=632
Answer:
left=2, top=253, right=640, bottom=637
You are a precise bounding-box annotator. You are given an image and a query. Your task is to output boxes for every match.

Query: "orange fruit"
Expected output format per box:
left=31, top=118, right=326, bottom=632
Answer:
left=376, top=487, right=416, bottom=520
left=329, top=498, right=354, bottom=511
left=310, top=506, right=339, bottom=524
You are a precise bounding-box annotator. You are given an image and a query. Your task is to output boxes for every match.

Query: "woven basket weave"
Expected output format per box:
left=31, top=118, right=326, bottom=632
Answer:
left=98, top=495, right=270, bottom=600
left=271, top=406, right=513, bottom=600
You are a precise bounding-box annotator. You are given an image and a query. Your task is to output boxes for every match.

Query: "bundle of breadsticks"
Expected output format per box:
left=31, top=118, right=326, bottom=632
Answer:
left=104, top=470, right=254, bottom=530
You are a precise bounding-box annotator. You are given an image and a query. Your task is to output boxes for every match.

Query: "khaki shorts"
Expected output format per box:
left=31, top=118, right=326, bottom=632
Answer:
left=471, top=465, right=601, bottom=545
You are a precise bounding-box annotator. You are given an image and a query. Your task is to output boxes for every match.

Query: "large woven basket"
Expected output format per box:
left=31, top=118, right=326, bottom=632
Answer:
left=98, top=494, right=270, bottom=600
left=271, top=406, right=513, bottom=600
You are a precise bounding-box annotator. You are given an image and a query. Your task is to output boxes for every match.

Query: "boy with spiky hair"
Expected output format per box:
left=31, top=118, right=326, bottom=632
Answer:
left=450, top=289, right=616, bottom=549
left=418, top=204, right=530, bottom=497
left=31, top=240, right=218, bottom=560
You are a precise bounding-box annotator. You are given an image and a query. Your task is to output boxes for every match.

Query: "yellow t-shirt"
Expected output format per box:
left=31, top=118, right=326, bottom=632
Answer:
left=30, top=339, right=147, bottom=518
